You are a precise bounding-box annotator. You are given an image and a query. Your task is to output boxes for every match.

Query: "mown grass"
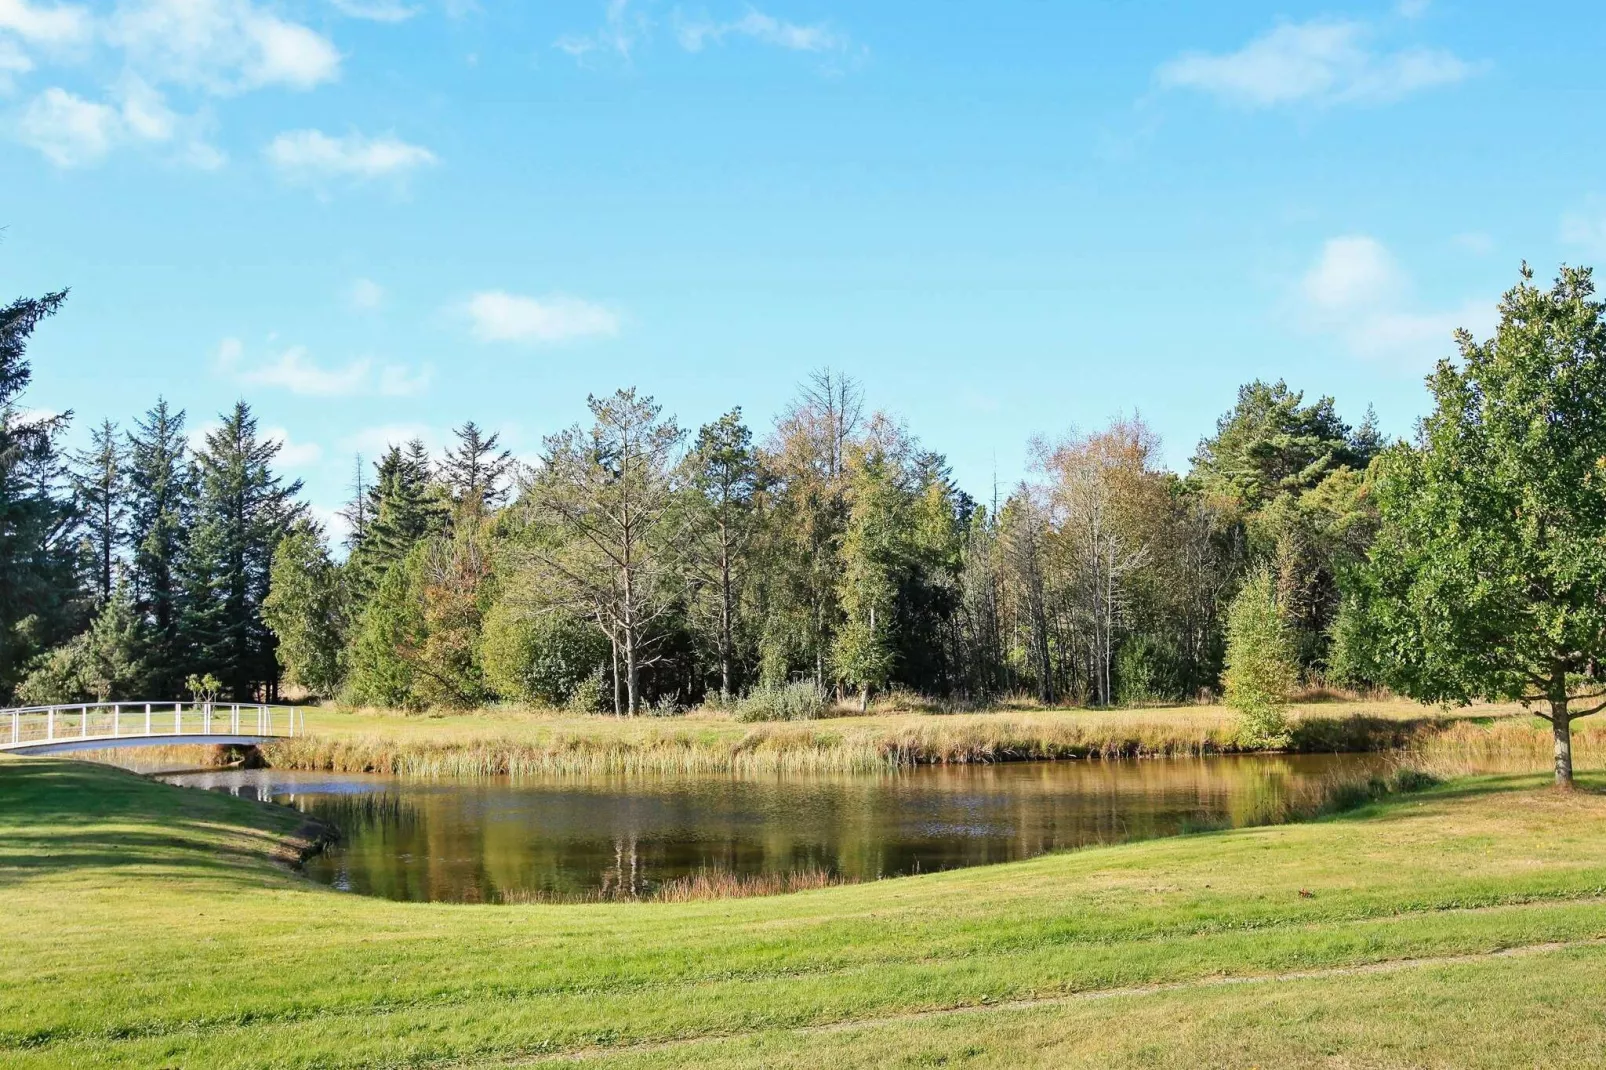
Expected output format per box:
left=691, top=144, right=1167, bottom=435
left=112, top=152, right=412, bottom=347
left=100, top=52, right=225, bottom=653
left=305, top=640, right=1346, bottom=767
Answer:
left=5, top=754, right=1606, bottom=1067
left=206, top=698, right=1522, bottom=777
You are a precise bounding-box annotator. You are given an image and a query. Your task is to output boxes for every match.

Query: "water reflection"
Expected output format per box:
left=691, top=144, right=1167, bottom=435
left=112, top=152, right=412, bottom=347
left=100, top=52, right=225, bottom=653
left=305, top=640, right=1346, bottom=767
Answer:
left=169, top=754, right=1383, bottom=903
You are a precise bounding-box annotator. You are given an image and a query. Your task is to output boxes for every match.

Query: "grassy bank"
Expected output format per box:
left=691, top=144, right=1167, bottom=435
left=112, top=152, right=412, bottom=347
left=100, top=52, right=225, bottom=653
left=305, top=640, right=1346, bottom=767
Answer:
left=217, top=698, right=1524, bottom=777
left=7, top=755, right=1606, bottom=1066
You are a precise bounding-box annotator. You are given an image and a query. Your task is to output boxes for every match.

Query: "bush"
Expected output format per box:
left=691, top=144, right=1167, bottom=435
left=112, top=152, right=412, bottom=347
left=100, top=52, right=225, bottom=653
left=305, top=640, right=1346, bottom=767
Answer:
left=733, top=682, right=827, bottom=722
left=480, top=602, right=609, bottom=707
left=1224, top=568, right=1298, bottom=747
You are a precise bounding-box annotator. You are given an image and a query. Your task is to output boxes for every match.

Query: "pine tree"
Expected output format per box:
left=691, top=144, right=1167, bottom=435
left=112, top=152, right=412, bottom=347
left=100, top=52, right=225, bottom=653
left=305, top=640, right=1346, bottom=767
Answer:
left=683, top=409, right=763, bottom=697
left=0, top=287, right=84, bottom=698
left=127, top=399, right=195, bottom=697
left=183, top=402, right=304, bottom=700
left=71, top=418, right=126, bottom=605
left=442, top=421, right=514, bottom=517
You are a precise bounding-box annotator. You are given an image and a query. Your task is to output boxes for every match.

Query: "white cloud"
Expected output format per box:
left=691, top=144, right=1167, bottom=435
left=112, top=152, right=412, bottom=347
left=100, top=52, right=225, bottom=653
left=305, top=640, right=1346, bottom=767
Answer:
left=265, top=129, right=437, bottom=184
left=329, top=0, right=419, bottom=22
left=1157, top=19, right=1473, bottom=108
left=233, top=344, right=373, bottom=396
left=0, top=0, right=92, bottom=46
left=348, top=277, right=384, bottom=310
left=463, top=291, right=620, bottom=344
left=1302, top=235, right=1403, bottom=311
left=675, top=9, right=848, bottom=53
left=17, top=86, right=118, bottom=165
left=108, top=0, right=341, bottom=94
left=264, top=426, right=322, bottom=467
left=1298, top=235, right=1493, bottom=365
left=218, top=336, right=431, bottom=397
left=1396, top=0, right=1431, bottom=17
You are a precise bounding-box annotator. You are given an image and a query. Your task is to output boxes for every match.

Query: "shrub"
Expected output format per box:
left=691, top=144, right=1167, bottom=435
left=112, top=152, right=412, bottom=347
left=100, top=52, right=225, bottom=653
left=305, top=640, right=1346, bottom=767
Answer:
left=1224, top=568, right=1298, bottom=747
left=734, top=681, right=827, bottom=722
left=480, top=602, right=609, bottom=707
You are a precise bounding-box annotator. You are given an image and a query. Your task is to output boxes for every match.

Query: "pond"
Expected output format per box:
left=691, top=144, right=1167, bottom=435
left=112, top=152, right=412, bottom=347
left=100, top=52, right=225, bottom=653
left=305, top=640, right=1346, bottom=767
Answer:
left=165, top=753, right=1386, bottom=903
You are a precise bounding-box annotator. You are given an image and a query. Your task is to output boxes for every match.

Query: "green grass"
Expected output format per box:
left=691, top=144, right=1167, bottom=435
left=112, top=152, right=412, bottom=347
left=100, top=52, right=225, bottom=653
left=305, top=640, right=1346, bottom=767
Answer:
left=7, top=755, right=1606, bottom=1067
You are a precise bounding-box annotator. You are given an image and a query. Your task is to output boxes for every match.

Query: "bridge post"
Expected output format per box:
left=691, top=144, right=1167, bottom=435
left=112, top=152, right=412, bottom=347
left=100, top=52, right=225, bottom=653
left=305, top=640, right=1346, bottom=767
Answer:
left=113, top=704, right=120, bottom=737
left=46, top=707, right=53, bottom=741
left=10, top=709, right=16, bottom=746
left=80, top=705, right=87, bottom=739
left=145, top=703, right=151, bottom=735
left=174, top=702, right=181, bottom=734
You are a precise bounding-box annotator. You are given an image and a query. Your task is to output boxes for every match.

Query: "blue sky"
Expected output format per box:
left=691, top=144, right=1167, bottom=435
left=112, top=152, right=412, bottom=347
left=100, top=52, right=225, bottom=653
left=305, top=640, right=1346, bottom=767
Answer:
left=4, top=0, right=1605, bottom=530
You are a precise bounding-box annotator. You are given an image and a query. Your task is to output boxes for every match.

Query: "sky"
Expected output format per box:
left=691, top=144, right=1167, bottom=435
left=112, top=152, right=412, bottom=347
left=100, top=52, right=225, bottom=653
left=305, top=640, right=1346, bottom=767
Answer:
left=4, top=0, right=1606, bottom=533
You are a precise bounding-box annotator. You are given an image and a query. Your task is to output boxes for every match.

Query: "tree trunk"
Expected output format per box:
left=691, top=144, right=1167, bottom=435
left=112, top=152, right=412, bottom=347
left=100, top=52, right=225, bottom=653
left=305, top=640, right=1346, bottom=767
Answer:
left=859, top=684, right=870, bottom=714
left=624, top=628, right=640, bottom=717
left=1552, top=699, right=1574, bottom=789
left=719, top=532, right=732, bottom=698
left=610, top=632, right=621, bottom=717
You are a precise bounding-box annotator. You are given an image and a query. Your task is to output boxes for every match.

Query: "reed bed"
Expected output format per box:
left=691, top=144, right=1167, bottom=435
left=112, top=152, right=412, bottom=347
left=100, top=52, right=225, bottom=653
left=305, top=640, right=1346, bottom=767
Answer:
left=260, top=710, right=1452, bottom=778
left=1401, top=716, right=1606, bottom=777
left=497, top=866, right=847, bottom=904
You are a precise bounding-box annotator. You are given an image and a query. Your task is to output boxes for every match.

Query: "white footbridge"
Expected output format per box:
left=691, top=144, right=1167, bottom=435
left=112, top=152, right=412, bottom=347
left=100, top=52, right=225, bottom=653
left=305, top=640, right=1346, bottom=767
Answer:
left=0, top=701, right=305, bottom=756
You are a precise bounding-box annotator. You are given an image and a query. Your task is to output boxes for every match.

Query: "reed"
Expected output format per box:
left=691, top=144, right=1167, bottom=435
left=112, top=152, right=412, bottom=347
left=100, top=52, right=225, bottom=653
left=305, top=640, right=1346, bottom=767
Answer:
left=259, top=710, right=1455, bottom=777
left=1401, top=716, right=1606, bottom=777
left=497, top=866, right=847, bottom=904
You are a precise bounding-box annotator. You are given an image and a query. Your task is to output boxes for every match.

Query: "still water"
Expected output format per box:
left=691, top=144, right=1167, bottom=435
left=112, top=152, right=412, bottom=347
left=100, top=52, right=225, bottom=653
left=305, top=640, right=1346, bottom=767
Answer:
left=168, top=754, right=1383, bottom=903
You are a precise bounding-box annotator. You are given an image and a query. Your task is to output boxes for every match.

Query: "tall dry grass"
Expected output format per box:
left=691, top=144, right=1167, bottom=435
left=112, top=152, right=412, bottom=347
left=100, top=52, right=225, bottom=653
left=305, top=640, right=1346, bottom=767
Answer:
left=1401, top=716, right=1606, bottom=777
left=258, top=709, right=1448, bottom=777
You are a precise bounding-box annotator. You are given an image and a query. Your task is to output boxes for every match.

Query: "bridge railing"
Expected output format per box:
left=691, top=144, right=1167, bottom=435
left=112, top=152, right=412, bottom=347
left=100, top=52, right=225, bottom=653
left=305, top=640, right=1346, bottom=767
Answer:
left=4, top=701, right=306, bottom=748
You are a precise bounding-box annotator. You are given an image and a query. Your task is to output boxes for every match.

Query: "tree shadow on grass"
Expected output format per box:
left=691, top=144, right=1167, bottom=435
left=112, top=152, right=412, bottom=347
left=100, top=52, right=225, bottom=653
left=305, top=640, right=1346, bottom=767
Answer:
left=0, top=758, right=309, bottom=891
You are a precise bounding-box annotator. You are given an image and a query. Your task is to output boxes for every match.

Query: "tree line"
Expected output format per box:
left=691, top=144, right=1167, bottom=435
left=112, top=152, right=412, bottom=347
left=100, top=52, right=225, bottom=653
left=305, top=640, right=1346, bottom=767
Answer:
left=13, top=262, right=1606, bottom=785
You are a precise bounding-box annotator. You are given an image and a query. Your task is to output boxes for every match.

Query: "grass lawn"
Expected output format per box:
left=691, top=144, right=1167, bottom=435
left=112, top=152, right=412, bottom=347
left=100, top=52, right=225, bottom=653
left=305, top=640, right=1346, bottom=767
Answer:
left=5, top=755, right=1606, bottom=1067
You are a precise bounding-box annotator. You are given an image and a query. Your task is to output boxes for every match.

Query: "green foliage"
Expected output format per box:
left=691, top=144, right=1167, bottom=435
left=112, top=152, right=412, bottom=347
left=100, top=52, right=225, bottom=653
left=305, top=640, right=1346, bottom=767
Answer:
left=346, top=441, right=448, bottom=605
left=185, top=672, right=222, bottom=703
left=480, top=602, right=609, bottom=707
left=344, top=554, right=427, bottom=710
left=1346, top=265, right=1606, bottom=783
left=1224, top=568, right=1297, bottom=746
left=181, top=402, right=304, bottom=700
left=126, top=398, right=195, bottom=697
left=733, top=681, right=827, bottom=722
left=262, top=521, right=347, bottom=698
left=15, top=588, right=149, bottom=704
left=0, top=286, right=85, bottom=699
left=1115, top=633, right=1183, bottom=706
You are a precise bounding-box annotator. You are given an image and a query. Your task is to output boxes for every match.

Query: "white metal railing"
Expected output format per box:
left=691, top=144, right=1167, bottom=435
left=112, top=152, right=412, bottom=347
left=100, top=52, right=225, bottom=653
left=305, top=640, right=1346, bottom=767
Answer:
left=2, top=701, right=305, bottom=750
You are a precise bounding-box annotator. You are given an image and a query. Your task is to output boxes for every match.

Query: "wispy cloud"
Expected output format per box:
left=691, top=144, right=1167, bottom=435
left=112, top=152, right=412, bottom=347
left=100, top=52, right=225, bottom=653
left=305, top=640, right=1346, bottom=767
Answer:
left=348, top=277, right=385, bottom=310
left=462, top=291, right=620, bottom=344
left=1157, top=18, right=1474, bottom=108
left=1298, top=235, right=1493, bottom=365
left=554, top=0, right=646, bottom=63
left=673, top=8, right=850, bottom=54
left=218, top=337, right=431, bottom=397
left=15, top=76, right=222, bottom=168
left=265, top=129, right=437, bottom=186
left=263, top=426, right=323, bottom=467
left=1561, top=200, right=1606, bottom=259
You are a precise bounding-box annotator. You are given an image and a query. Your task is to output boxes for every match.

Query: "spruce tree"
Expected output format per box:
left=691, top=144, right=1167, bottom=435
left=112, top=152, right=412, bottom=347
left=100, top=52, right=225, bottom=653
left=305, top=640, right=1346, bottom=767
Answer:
left=348, top=440, right=447, bottom=603
left=183, top=402, right=304, bottom=700
left=442, top=421, right=513, bottom=516
left=127, top=399, right=195, bottom=697
left=71, top=418, right=126, bottom=605
left=0, top=287, right=85, bottom=698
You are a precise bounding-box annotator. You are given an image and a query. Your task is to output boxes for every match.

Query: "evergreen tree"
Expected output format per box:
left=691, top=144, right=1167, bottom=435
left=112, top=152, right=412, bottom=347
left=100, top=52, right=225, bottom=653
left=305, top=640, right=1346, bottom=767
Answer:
left=442, top=421, right=514, bottom=516
left=126, top=399, right=195, bottom=696
left=337, top=453, right=370, bottom=552
left=833, top=443, right=908, bottom=709
left=71, top=418, right=126, bottom=605
left=262, top=520, right=347, bottom=698
left=183, top=402, right=304, bottom=700
left=348, top=440, right=447, bottom=602
left=0, top=287, right=84, bottom=698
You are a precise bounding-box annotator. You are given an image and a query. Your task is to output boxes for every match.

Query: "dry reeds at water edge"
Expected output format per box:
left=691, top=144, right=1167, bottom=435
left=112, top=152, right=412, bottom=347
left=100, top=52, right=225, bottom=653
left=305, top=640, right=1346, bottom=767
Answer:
left=1399, top=717, right=1606, bottom=777
left=496, top=867, right=846, bottom=904
left=258, top=714, right=1434, bottom=777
